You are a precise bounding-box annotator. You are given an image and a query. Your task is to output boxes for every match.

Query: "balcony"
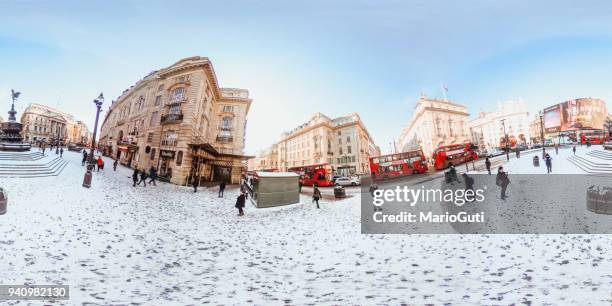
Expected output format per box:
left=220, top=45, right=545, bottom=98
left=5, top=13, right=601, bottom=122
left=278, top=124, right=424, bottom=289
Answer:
left=164, top=97, right=188, bottom=106
left=216, top=135, right=234, bottom=143
left=160, top=113, right=183, bottom=125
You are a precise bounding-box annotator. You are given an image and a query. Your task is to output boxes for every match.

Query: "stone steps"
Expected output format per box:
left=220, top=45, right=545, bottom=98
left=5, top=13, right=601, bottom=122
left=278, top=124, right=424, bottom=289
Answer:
left=0, top=157, right=69, bottom=178
left=567, top=155, right=612, bottom=174
left=587, top=150, right=612, bottom=160
left=0, top=151, right=45, bottom=161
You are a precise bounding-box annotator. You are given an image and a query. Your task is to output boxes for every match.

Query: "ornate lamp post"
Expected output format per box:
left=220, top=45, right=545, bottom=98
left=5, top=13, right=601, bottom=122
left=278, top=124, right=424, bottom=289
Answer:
left=539, top=110, right=545, bottom=158
left=82, top=93, right=104, bottom=188
left=501, top=119, right=509, bottom=161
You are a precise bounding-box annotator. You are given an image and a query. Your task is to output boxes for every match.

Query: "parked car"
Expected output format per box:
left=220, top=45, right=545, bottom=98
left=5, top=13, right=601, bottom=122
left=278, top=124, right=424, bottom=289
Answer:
left=487, top=148, right=505, bottom=157
left=334, top=176, right=360, bottom=186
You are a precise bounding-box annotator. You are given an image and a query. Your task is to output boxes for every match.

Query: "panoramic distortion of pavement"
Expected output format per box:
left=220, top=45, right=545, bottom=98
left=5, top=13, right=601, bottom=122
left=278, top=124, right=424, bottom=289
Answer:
left=0, top=151, right=611, bottom=304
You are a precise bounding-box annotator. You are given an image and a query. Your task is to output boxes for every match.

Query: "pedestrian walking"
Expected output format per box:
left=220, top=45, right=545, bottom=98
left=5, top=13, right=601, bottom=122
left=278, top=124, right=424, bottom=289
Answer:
left=235, top=192, right=246, bottom=216
left=218, top=181, right=226, bottom=197
left=462, top=173, right=475, bottom=201
left=82, top=150, right=88, bottom=166
left=545, top=153, right=552, bottom=174
left=496, top=166, right=510, bottom=200
left=132, top=169, right=139, bottom=187
left=138, top=169, right=148, bottom=187
left=485, top=157, right=491, bottom=175
left=312, top=186, right=322, bottom=209
left=59, top=147, right=63, bottom=158
left=192, top=175, right=199, bottom=193
left=113, top=159, right=118, bottom=171
left=555, top=145, right=559, bottom=155
left=369, top=183, right=381, bottom=211
left=96, top=156, right=104, bottom=172
left=448, top=163, right=458, bottom=183
left=573, top=146, right=576, bottom=155
left=148, top=167, right=157, bottom=186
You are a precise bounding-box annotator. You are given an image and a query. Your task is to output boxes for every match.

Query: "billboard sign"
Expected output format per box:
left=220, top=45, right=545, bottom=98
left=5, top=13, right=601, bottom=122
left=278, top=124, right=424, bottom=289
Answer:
left=543, top=98, right=607, bottom=133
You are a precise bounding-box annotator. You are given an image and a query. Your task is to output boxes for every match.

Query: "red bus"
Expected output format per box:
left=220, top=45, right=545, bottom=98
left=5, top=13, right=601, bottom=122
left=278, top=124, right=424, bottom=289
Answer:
left=580, top=130, right=608, bottom=145
left=288, top=163, right=334, bottom=187
left=369, top=150, right=428, bottom=181
left=432, top=143, right=478, bottom=170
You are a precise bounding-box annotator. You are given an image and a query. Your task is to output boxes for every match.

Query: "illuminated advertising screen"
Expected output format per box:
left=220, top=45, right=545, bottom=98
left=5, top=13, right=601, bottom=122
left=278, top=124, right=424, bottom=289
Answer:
left=543, top=98, right=607, bottom=133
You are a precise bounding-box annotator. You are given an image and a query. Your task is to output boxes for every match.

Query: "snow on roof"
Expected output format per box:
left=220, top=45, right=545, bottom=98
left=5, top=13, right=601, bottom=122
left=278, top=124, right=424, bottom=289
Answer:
left=254, top=171, right=298, bottom=177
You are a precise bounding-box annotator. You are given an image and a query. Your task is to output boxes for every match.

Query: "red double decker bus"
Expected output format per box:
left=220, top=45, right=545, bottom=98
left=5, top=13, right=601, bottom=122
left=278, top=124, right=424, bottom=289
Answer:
left=580, top=130, right=608, bottom=145
left=288, top=163, right=334, bottom=187
left=432, top=143, right=478, bottom=170
left=369, top=150, right=428, bottom=181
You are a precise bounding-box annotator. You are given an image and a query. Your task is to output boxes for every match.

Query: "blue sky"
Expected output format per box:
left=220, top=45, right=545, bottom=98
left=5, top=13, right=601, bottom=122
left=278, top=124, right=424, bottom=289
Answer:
left=1, top=0, right=612, bottom=154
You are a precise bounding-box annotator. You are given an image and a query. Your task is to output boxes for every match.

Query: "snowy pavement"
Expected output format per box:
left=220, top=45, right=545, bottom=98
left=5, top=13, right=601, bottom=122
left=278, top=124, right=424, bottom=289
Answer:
left=0, top=150, right=611, bottom=304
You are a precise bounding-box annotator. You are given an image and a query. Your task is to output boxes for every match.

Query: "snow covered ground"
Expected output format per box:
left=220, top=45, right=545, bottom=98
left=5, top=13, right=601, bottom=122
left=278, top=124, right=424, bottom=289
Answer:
left=0, top=150, right=611, bottom=304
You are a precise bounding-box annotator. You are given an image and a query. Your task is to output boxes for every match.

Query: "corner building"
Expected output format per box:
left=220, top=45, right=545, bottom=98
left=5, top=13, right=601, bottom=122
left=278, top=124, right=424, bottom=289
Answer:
left=99, top=57, right=252, bottom=185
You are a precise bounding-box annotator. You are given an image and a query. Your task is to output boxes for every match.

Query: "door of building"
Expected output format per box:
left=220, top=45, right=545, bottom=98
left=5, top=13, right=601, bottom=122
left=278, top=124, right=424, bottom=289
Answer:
left=213, top=165, right=232, bottom=183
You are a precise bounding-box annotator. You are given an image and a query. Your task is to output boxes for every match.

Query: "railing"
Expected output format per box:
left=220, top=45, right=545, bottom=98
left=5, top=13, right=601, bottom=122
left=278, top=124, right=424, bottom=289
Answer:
left=216, top=136, right=234, bottom=143
left=161, top=139, right=177, bottom=146
left=164, top=97, right=188, bottom=106
left=160, top=113, right=183, bottom=124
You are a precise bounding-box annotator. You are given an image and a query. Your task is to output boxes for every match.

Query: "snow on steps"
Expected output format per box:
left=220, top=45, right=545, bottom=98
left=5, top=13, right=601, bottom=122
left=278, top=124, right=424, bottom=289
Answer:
left=0, top=156, right=69, bottom=178
left=567, top=155, right=612, bottom=174
left=586, top=150, right=612, bottom=161
left=0, top=151, right=45, bottom=161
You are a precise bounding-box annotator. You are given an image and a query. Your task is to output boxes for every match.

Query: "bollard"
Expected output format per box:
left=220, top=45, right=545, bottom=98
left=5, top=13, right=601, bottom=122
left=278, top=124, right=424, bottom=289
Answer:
left=0, top=188, right=7, bottom=215
left=334, top=186, right=346, bottom=198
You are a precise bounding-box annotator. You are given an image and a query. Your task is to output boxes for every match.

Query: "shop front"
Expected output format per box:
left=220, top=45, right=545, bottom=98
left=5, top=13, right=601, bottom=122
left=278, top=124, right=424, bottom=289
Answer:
left=117, top=144, right=138, bottom=167
left=159, top=149, right=176, bottom=181
left=188, top=143, right=251, bottom=185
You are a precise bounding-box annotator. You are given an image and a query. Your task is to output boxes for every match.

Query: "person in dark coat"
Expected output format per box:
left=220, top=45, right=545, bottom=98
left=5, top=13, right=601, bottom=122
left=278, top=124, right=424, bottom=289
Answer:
left=496, top=166, right=510, bottom=200
left=82, top=151, right=88, bottom=166
left=462, top=173, right=475, bottom=201
left=60, top=147, right=63, bottom=158
left=485, top=157, right=491, bottom=175
left=113, top=159, right=118, bottom=171
left=148, top=167, right=157, bottom=186
left=138, top=169, right=148, bottom=187
left=555, top=145, right=559, bottom=155
left=545, top=153, right=552, bottom=173
left=192, top=175, right=199, bottom=193
left=312, top=187, right=322, bottom=209
left=132, top=169, right=139, bottom=187
left=218, top=181, right=226, bottom=197
left=572, top=146, right=576, bottom=155
left=448, top=163, right=457, bottom=183
left=235, top=192, right=246, bottom=216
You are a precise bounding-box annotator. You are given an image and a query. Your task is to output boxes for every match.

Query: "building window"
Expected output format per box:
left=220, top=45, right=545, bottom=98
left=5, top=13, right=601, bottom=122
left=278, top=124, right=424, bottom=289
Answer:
left=221, top=116, right=233, bottom=130
left=158, top=84, right=164, bottom=92
left=145, top=146, right=151, bottom=154
left=171, top=87, right=184, bottom=102
left=150, top=111, right=159, bottom=127
left=151, top=148, right=156, bottom=159
left=339, top=138, right=342, bottom=144
left=147, top=133, right=154, bottom=143
left=347, top=146, right=352, bottom=154
left=339, top=147, right=343, bottom=155
left=162, top=131, right=178, bottom=146
left=223, top=105, right=234, bottom=112
left=347, top=136, right=350, bottom=143
left=176, top=151, right=183, bottom=166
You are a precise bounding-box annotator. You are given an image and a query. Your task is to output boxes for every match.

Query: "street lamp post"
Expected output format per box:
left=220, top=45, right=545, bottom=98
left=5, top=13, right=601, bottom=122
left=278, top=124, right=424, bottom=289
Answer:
left=501, top=119, right=509, bottom=161
left=82, top=93, right=104, bottom=188
left=539, top=110, right=545, bottom=158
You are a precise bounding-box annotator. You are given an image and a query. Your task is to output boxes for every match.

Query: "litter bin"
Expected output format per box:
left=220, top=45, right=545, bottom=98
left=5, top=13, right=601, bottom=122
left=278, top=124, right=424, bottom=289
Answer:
left=0, top=188, right=6, bottom=215
left=334, top=186, right=346, bottom=198
left=533, top=156, right=540, bottom=167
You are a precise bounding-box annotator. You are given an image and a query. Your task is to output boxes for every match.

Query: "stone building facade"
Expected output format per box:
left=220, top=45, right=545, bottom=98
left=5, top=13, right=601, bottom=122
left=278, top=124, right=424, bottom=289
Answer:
left=248, top=144, right=279, bottom=171
left=398, top=95, right=470, bottom=158
left=20, top=103, right=91, bottom=145
left=99, top=56, right=252, bottom=185
left=274, top=113, right=380, bottom=176
left=468, top=100, right=531, bottom=150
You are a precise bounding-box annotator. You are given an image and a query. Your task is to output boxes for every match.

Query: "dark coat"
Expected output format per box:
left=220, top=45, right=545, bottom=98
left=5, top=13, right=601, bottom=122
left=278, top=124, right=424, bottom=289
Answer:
left=464, top=176, right=474, bottom=190
left=313, top=189, right=322, bottom=200
left=220, top=182, right=226, bottom=190
left=140, top=171, right=148, bottom=180
left=496, top=172, right=510, bottom=187
left=149, top=168, right=157, bottom=179
left=132, top=170, right=139, bottom=181
left=235, top=194, right=246, bottom=208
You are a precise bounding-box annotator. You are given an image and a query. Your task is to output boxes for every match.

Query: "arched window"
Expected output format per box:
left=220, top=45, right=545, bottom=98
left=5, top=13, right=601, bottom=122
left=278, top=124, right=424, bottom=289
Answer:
left=221, top=116, right=233, bottom=130
left=176, top=151, right=183, bottom=166
left=171, top=87, right=184, bottom=101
